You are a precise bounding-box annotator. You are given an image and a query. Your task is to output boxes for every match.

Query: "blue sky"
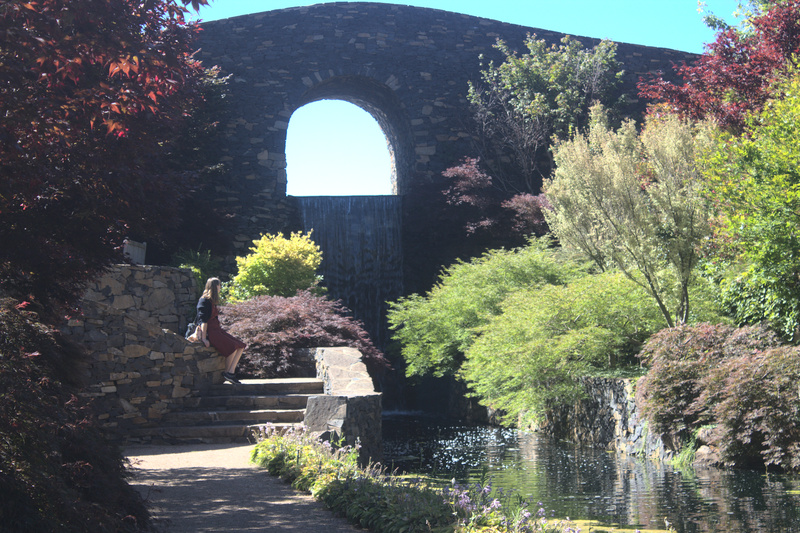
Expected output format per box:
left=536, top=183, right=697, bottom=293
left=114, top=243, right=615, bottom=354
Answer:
left=192, top=1, right=742, bottom=196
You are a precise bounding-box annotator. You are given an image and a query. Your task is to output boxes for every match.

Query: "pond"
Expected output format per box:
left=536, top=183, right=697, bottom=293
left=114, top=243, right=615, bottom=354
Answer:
left=382, top=414, right=800, bottom=533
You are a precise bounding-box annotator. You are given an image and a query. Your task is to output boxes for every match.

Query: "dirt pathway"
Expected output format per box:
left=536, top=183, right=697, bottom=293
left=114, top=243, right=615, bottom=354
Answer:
left=125, top=443, right=362, bottom=533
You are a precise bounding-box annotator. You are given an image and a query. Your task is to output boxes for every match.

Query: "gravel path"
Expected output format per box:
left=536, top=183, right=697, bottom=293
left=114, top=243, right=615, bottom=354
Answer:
left=125, top=443, right=362, bottom=533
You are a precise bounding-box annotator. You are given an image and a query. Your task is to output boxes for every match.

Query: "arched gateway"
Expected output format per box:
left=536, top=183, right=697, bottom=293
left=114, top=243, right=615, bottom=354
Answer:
left=197, top=2, right=694, bottom=295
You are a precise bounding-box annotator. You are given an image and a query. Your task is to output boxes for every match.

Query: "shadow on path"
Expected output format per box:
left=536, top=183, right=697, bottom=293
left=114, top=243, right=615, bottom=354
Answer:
left=126, top=444, right=361, bottom=533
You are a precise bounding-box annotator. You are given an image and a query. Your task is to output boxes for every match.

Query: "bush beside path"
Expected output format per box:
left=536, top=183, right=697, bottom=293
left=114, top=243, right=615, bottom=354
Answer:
left=125, top=443, right=362, bottom=532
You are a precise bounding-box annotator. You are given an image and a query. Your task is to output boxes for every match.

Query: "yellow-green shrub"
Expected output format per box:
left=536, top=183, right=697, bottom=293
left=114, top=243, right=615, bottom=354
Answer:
left=229, top=231, right=322, bottom=300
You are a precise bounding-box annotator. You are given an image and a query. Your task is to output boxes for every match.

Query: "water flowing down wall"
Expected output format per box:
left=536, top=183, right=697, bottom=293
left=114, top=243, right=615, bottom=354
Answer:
left=297, top=196, right=403, bottom=348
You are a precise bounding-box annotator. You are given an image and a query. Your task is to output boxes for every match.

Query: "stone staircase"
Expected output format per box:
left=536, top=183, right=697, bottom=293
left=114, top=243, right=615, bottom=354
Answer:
left=128, top=378, right=324, bottom=444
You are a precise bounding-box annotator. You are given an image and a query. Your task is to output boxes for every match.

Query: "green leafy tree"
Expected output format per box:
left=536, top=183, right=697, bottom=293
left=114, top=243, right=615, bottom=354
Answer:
left=468, top=35, right=623, bottom=192
left=460, top=271, right=664, bottom=425
left=230, top=232, right=323, bottom=299
left=387, top=238, right=585, bottom=378
left=704, top=72, right=800, bottom=338
left=443, top=35, right=623, bottom=238
left=545, top=107, right=715, bottom=327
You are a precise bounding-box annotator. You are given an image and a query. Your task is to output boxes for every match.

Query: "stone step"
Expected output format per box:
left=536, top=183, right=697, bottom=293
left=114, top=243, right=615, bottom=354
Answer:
left=127, top=422, right=302, bottom=444
left=125, top=378, right=324, bottom=444
left=205, top=378, right=324, bottom=396
left=186, top=393, right=312, bottom=410
left=163, top=408, right=306, bottom=425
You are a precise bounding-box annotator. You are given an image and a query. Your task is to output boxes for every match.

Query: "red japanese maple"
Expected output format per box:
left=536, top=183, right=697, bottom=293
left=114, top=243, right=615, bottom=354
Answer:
left=638, top=1, right=800, bottom=131
left=0, top=0, right=207, bottom=310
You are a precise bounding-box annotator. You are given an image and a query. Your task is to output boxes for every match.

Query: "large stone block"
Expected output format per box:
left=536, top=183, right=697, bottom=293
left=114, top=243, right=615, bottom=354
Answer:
left=123, top=345, right=150, bottom=358
left=144, top=287, right=175, bottom=311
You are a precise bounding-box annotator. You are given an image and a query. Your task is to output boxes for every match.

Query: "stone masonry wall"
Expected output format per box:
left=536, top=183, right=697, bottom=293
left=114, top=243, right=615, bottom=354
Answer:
left=196, top=2, right=697, bottom=252
left=61, top=265, right=226, bottom=436
left=65, top=267, right=382, bottom=454
left=536, top=378, right=674, bottom=463
left=299, top=347, right=382, bottom=463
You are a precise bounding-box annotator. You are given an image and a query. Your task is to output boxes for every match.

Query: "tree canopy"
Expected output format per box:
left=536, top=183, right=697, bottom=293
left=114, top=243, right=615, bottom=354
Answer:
left=443, top=34, right=623, bottom=238
left=704, top=71, right=800, bottom=339
left=545, top=107, right=714, bottom=327
left=387, top=239, right=585, bottom=378
left=467, top=35, right=623, bottom=192
left=461, top=270, right=664, bottom=425
left=639, top=0, right=800, bottom=132
left=0, top=0, right=207, bottom=310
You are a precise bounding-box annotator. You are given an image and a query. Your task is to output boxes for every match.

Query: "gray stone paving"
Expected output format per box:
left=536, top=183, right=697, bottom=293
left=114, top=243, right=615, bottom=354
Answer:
left=125, top=443, right=362, bottom=532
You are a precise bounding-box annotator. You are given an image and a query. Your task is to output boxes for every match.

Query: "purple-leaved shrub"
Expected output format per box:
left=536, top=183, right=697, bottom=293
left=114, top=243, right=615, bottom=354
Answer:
left=636, top=323, right=780, bottom=435
left=219, top=291, right=389, bottom=379
left=0, top=298, right=149, bottom=532
left=710, top=347, right=800, bottom=469
left=636, top=322, right=800, bottom=470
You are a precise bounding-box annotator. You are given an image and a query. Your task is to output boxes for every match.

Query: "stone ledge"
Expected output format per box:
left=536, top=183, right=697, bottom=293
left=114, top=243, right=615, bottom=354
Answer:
left=299, top=347, right=382, bottom=463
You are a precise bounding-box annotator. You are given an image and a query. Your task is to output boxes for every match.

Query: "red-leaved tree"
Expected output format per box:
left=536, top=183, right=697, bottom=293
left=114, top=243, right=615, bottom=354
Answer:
left=0, top=0, right=207, bottom=312
left=638, top=1, right=800, bottom=131
left=442, top=157, right=550, bottom=239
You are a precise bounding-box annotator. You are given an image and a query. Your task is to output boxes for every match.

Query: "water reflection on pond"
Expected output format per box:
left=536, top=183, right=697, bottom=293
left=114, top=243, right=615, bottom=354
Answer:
left=382, top=414, right=800, bottom=532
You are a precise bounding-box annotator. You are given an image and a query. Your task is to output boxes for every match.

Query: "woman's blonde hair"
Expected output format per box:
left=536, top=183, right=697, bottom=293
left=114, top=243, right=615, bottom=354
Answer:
left=202, top=277, right=221, bottom=305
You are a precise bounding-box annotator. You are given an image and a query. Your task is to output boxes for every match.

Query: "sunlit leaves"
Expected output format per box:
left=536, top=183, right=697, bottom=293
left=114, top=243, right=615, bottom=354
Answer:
left=0, top=0, right=206, bottom=308
left=230, top=232, right=323, bottom=300
left=460, top=270, right=664, bottom=425
left=388, top=238, right=584, bottom=378
left=704, top=71, right=800, bottom=338
left=445, top=34, right=623, bottom=238
left=639, top=1, right=800, bottom=132
left=545, top=107, right=715, bottom=327
left=467, top=34, right=623, bottom=192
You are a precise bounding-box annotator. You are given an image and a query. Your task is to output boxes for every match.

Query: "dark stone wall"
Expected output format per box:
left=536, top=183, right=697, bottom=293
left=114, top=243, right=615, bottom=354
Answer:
left=197, top=2, right=695, bottom=290
left=537, top=378, right=674, bottom=462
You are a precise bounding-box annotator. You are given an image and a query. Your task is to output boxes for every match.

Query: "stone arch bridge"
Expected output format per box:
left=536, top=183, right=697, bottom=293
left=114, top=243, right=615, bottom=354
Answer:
left=197, top=2, right=694, bottom=290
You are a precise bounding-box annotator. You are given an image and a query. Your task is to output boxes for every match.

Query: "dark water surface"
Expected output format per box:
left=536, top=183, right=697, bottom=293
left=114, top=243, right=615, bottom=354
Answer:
left=382, top=415, right=800, bottom=532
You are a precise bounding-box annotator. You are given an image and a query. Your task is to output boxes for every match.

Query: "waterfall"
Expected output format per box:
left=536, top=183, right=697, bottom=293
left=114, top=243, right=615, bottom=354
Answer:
left=297, top=196, right=403, bottom=349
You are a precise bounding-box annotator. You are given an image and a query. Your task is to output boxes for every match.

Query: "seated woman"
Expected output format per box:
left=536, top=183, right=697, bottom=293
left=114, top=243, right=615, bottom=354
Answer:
left=192, top=277, right=247, bottom=384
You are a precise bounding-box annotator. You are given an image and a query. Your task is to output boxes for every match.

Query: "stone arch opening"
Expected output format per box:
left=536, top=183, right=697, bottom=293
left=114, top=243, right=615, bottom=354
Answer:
left=198, top=2, right=697, bottom=294
left=295, top=75, right=414, bottom=195
left=286, top=100, right=394, bottom=196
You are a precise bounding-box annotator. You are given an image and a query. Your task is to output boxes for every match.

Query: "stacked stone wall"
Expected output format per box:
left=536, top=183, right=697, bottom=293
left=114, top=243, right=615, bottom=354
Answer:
left=536, top=378, right=674, bottom=463
left=61, top=265, right=226, bottom=436
left=64, top=267, right=382, bottom=452
left=299, top=347, right=383, bottom=463
left=196, top=2, right=697, bottom=292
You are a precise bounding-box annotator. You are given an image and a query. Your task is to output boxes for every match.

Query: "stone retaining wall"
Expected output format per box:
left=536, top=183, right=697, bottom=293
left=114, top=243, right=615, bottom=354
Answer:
left=61, top=265, right=227, bottom=435
left=299, top=347, right=383, bottom=464
left=536, top=377, right=674, bottom=463
left=64, top=266, right=382, bottom=454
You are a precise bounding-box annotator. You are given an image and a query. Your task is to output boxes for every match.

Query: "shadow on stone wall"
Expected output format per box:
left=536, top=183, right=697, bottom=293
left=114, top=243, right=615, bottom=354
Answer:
left=61, top=265, right=226, bottom=436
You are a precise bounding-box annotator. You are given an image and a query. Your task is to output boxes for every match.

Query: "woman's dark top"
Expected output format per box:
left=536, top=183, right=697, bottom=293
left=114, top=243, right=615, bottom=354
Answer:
left=197, top=297, right=213, bottom=323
